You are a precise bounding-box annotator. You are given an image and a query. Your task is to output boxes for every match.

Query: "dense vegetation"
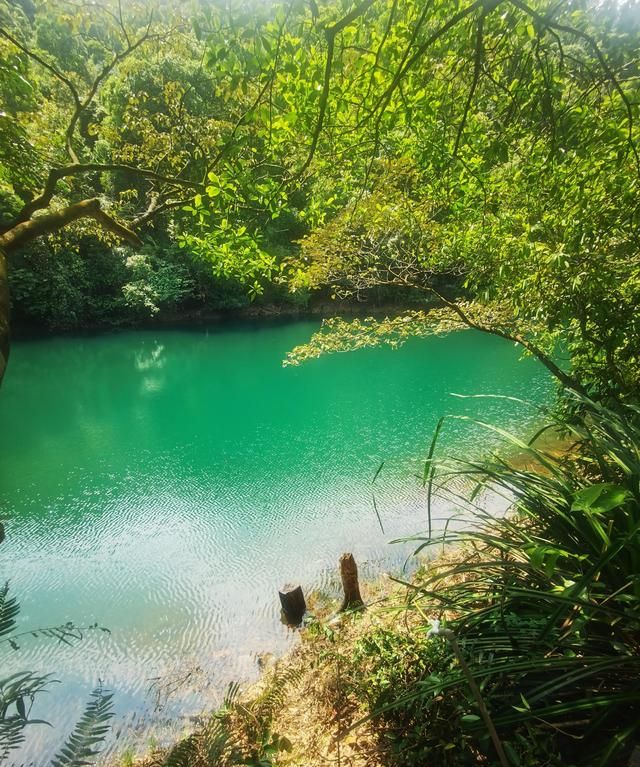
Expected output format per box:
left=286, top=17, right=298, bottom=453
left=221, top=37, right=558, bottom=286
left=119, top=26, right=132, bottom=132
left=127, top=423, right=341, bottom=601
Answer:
left=1, top=0, right=640, bottom=763
left=1, top=0, right=639, bottom=397
left=351, top=395, right=640, bottom=766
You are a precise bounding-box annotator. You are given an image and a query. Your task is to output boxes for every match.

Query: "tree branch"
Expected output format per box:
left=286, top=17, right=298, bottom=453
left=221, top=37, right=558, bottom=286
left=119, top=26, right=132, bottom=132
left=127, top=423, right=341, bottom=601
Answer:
left=0, top=199, right=142, bottom=255
left=132, top=196, right=193, bottom=227
left=424, top=283, right=587, bottom=394
left=294, top=0, right=376, bottom=179
left=4, top=163, right=202, bottom=232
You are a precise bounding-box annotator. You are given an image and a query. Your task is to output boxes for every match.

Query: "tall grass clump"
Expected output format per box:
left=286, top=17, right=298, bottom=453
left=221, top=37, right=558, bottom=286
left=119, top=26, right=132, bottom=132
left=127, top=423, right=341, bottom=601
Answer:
left=369, top=394, right=640, bottom=766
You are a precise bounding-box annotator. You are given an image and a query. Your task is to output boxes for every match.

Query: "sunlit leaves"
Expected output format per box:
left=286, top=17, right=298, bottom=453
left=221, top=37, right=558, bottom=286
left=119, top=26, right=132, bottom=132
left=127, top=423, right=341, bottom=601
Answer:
left=284, top=307, right=477, bottom=366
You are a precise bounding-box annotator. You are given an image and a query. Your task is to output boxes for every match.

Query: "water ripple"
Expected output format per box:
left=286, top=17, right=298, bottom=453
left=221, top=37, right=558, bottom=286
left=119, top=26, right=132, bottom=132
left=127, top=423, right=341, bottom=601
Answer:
left=0, top=323, right=553, bottom=764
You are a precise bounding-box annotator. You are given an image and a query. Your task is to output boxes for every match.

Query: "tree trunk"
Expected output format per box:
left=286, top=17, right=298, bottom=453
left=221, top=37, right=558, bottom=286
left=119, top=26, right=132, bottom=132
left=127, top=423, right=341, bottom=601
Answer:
left=339, top=553, right=364, bottom=612
left=0, top=248, right=9, bottom=386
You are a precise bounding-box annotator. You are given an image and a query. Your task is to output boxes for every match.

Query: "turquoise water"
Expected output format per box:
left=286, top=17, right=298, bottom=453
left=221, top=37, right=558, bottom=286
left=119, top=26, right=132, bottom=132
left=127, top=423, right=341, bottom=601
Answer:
left=0, top=321, right=553, bottom=762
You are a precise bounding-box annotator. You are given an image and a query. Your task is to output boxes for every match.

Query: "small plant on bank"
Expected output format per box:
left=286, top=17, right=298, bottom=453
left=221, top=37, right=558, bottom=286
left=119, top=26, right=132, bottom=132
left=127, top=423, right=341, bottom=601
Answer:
left=351, top=627, right=465, bottom=766
left=161, top=668, right=298, bottom=767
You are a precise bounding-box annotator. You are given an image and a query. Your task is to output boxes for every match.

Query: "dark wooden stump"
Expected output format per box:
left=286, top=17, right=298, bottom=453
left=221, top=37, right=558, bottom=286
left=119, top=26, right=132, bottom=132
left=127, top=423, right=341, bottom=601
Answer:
left=0, top=522, right=4, bottom=545
left=279, top=584, right=306, bottom=625
left=339, top=552, right=364, bottom=612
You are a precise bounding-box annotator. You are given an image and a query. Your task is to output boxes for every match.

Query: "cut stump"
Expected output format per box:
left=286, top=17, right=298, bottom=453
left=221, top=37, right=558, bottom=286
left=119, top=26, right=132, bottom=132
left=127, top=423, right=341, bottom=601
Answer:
left=339, top=552, right=364, bottom=612
left=279, top=584, right=306, bottom=625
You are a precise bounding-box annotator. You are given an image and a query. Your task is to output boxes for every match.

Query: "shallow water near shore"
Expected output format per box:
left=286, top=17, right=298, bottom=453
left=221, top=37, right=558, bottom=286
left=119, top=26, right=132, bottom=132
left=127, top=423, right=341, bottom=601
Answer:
left=0, top=320, right=554, bottom=763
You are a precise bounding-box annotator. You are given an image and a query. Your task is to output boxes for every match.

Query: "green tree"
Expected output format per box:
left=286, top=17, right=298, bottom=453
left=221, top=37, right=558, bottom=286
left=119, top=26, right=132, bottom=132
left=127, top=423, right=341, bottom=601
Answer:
left=0, top=0, right=270, bottom=380
left=214, top=0, right=640, bottom=401
left=2, top=0, right=639, bottom=402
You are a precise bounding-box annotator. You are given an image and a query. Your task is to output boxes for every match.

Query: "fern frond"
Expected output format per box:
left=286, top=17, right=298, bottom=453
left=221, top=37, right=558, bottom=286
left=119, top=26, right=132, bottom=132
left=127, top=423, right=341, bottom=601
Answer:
left=0, top=582, right=20, bottom=639
left=163, top=682, right=247, bottom=767
left=223, top=681, right=240, bottom=709
left=163, top=733, right=199, bottom=767
left=51, top=687, right=114, bottom=767
left=202, top=714, right=243, bottom=765
left=0, top=671, right=52, bottom=761
left=0, top=715, right=27, bottom=760
left=251, top=664, right=303, bottom=721
left=163, top=714, right=243, bottom=767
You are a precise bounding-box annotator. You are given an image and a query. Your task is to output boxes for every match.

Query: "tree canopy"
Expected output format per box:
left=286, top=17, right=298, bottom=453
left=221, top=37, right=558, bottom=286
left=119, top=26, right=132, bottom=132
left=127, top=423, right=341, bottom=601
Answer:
left=0, top=0, right=638, bottom=399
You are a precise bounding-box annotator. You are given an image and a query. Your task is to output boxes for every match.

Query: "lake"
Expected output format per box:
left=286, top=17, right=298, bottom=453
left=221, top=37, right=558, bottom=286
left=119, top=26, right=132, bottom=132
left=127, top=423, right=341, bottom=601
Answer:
left=0, top=320, right=554, bottom=763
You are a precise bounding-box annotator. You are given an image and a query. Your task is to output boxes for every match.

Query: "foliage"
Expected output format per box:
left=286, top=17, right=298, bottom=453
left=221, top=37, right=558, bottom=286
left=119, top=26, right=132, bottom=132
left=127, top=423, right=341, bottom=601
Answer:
left=7, top=235, right=280, bottom=329
left=291, top=160, right=464, bottom=298
left=0, top=670, right=51, bottom=762
left=267, top=0, right=640, bottom=401
left=284, top=306, right=510, bottom=366
left=178, top=215, right=277, bottom=301
left=50, top=687, right=114, bottom=767
left=346, top=394, right=640, bottom=765
left=0, top=579, right=113, bottom=765
left=351, top=628, right=464, bottom=766
left=122, top=252, right=194, bottom=316
left=9, top=233, right=128, bottom=329
left=2, top=0, right=639, bottom=401
left=161, top=669, right=297, bottom=767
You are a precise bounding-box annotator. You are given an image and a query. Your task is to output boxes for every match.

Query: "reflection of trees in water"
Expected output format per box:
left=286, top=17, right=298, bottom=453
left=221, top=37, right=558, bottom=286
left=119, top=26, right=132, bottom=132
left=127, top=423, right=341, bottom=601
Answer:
left=0, top=335, right=178, bottom=486
left=135, top=343, right=166, bottom=372
left=135, top=343, right=167, bottom=395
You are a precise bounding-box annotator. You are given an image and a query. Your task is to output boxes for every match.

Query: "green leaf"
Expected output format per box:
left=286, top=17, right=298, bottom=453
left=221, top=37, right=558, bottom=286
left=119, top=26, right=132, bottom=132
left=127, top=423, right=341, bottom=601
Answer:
left=460, top=714, right=481, bottom=726
left=572, top=484, right=632, bottom=514
left=16, top=696, right=26, bottom=719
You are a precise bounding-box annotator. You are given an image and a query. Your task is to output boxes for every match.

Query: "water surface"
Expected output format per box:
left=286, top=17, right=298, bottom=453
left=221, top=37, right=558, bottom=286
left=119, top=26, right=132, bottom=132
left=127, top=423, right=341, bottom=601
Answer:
left=0, top=321, right=553, bottom=762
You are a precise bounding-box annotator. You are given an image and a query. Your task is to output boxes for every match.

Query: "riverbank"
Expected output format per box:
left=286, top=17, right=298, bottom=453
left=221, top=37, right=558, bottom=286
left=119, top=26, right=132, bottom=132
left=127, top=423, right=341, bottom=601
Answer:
left=10, top=293, right=433, bottom=341
left=134, top=555, right=435, bottom=767
left=123, top=426, right=580, bottom=767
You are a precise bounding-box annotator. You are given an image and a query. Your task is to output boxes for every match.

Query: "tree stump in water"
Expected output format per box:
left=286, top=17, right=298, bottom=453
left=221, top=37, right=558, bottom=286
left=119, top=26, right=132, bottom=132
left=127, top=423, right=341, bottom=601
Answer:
left=339, top=552, right=364, bottom=612
left=0, top=522, right=4, bottom=545
left=279, top=584, right=306, bottom=625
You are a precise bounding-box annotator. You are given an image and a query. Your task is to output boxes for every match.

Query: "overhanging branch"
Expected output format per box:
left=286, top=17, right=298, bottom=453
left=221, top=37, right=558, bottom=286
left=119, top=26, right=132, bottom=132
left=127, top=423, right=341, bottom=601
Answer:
left=0, top=198, right=142, bottom=255
left=5, top=163, right=202, bottom=232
